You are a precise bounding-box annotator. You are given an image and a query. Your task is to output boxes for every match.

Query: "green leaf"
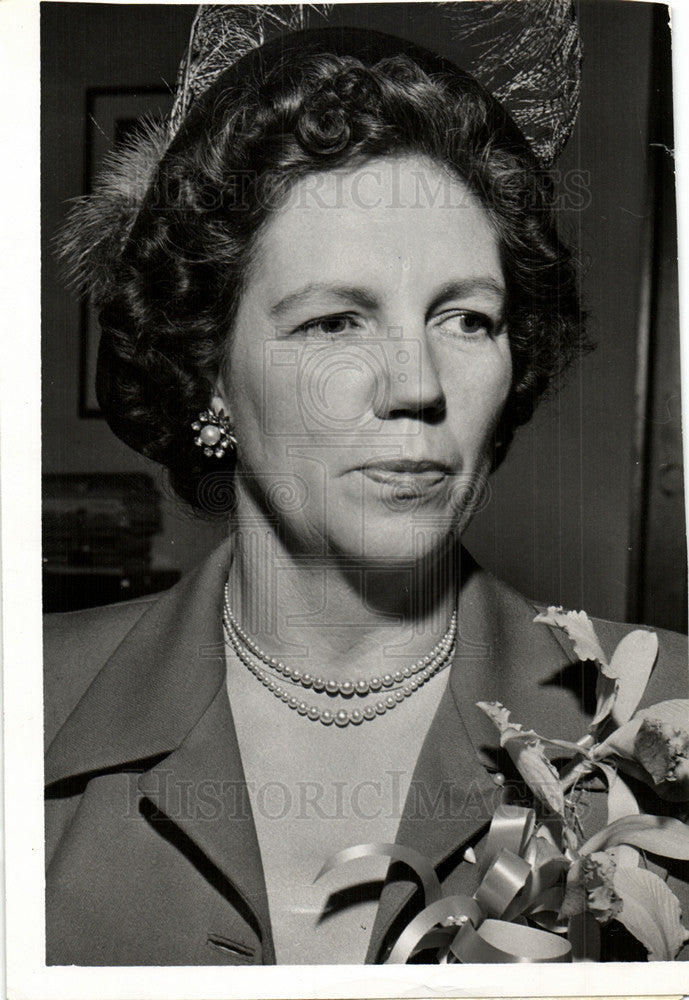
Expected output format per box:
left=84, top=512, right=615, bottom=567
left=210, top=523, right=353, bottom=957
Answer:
left=595, top=763, right=639, bottom=821
left=560, top=859, right=587, bottom=918
left=476, top=701, right=583, bottom=756
left=502, top=735, right=566, bottom=817
left=590, top=681, right=616, bottom=731
left=534, top=607, right=607, bottom=665
left=606, top=630, right=658, bottom=725
left=475, top=702, right=580, bottom=816
left=581, top=814, right=689, bottom=859
left=533, top=611, right=659, bottom=733
left=477, top=701, right=512, bottom=734
left=613, top=866, right=689, bottom=960
left=594, top=763, right=640, bottom=868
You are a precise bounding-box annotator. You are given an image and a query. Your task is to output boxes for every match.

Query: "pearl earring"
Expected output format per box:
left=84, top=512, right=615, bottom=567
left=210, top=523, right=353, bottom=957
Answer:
left=191, top=408, right=237, bottom=459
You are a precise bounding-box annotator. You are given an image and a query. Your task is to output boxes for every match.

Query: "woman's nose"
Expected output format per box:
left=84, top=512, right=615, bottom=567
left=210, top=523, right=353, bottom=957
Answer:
left=373, top=327, right=446, bottom=421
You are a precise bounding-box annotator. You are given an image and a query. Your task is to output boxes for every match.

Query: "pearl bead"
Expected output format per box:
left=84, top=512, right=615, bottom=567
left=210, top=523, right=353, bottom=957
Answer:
left=491, top=772, right=506, bottom=787
left=200, top=424, right=222, bottom=446
left=223, top=589, right=458, bottom=730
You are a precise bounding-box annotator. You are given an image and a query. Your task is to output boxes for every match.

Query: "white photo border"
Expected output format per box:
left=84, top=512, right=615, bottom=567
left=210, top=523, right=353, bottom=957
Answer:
left=3, top=0, right=689, bottom=996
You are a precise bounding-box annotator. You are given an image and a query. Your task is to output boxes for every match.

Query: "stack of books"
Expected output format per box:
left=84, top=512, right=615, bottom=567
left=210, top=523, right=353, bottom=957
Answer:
left=42, top=473, right=162, bottom=576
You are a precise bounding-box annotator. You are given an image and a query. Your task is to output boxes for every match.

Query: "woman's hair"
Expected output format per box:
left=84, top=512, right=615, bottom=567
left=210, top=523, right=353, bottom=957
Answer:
left=95, top=35, right=585, bottom=513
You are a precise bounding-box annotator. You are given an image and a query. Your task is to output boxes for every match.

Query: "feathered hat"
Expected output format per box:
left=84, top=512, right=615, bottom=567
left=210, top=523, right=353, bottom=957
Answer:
left=59, top=1, right=582, bottom=302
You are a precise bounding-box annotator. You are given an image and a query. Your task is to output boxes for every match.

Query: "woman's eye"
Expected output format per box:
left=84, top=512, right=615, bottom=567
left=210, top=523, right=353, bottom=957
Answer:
left=296, top=315, right=361, bottom=339
left=437, top=312, right=494, bottom=340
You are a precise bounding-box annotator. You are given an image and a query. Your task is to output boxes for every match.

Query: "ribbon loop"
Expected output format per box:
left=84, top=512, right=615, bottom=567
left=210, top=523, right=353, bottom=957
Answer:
left=386, top=895, right=482, bottom=965
left=451, top=917, right=572, bottom=963
left=316, top=842, right=442, bottom=906
left=482, top=805, right=536, bottom=872
left=476, top=848, right=531, bottom=918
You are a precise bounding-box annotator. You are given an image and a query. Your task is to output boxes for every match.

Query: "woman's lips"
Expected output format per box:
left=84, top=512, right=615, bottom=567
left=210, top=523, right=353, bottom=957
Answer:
left=358, top=460, right=450, bottom=489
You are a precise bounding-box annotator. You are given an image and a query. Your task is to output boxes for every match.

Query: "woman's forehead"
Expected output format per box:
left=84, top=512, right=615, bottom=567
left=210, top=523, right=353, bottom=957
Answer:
left=251, top=155, right=503, bottom=300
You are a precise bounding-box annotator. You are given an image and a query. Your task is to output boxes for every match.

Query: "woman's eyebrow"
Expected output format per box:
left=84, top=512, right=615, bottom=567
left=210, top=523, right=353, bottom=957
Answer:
left=428, top=278, right=506, bottom=313
left=269, top=283, right=379, bottom=318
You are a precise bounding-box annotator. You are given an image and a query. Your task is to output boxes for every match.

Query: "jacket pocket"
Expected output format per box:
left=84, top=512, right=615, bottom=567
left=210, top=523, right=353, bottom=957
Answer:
left=206, top=932, right=256, bottom=963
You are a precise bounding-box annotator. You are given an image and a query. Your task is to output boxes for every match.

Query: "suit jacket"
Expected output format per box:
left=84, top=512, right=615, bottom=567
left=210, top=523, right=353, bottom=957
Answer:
left=44, top=541, right=689, bottom=965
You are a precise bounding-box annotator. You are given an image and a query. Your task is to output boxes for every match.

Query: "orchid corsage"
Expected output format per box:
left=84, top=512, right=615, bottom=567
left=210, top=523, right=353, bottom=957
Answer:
left=317, top=608, right=689, bottom=963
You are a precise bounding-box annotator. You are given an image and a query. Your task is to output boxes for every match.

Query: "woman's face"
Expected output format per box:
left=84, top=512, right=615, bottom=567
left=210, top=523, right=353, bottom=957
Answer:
left=214, top=155, right=512, bottom=565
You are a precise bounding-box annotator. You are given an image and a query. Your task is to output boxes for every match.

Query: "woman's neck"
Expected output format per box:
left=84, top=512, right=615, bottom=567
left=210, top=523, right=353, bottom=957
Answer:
left=225, top=524, right=460, bottom=680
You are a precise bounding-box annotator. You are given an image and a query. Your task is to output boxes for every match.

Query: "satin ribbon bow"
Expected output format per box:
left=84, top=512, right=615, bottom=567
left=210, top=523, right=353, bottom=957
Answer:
left=317, top=805, right=572, bottom=964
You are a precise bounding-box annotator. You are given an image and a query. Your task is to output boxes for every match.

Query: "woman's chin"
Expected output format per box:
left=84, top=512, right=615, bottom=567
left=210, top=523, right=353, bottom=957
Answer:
left=329, top=521, right=462, bottom=567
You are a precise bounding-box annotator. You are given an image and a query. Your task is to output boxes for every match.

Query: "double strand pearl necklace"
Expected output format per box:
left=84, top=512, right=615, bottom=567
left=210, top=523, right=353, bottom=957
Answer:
left=222, top=583, right=457, bottom=727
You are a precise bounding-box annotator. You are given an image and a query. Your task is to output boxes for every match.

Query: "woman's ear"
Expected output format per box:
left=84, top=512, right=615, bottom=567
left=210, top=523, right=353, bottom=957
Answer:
left=210, top=378, right=233, bottom=423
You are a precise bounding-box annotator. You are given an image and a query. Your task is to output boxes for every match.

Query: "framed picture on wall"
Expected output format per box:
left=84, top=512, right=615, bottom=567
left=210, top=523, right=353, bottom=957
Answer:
left=80, top=87, right=173, bottom=416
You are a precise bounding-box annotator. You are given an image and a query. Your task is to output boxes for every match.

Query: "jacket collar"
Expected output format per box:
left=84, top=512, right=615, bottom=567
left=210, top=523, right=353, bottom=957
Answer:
left=365, top=555, right=583, bottom=961
left=45, top=539, right=276, bottom=959
left=45, top=541, right=233, bottom=786
left=45, top=542, right=581, bottom=964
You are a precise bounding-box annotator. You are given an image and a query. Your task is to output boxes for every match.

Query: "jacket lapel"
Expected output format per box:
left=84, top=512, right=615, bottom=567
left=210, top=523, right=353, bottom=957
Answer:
left=45, top=541, right=233, bottom=785
left=365, top=555, right=583, bottom=962
left=137, top=684, right=274, bottom=961
left=45, top=539, right=274, bottom=959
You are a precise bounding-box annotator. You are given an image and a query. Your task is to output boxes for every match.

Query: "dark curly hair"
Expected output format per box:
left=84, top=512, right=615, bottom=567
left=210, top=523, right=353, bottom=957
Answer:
left=95, top=27, right=585, bottom=513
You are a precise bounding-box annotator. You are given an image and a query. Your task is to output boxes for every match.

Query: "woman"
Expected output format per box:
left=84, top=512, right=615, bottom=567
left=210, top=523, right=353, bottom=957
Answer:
left=46, top=2, right=688, bottom=966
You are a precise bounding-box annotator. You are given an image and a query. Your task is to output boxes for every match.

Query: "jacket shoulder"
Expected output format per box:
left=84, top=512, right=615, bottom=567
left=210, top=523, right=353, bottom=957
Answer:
left=44, top=597, right=157, bottom=745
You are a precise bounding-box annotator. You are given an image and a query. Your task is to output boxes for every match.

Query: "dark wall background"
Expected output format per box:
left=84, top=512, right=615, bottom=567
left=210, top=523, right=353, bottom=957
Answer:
left=41, top=1, right=687, bottom=628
